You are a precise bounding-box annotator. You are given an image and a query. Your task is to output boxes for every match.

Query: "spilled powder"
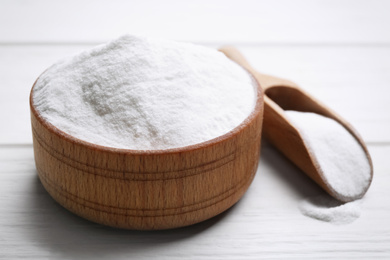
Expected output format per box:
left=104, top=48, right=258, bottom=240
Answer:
left=33, top=35, right=256, bottom=150
left=299, top=194, right=362, bottom=225
left=284, top=111, right=371, bottom=224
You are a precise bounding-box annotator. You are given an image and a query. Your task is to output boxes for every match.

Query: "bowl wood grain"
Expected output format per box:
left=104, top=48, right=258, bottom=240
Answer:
left=30, top=73, right=263, bottom=230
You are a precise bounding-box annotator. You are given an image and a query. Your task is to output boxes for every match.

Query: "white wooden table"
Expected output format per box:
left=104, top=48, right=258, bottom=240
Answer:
left=1, top=1, right=389, bottom=259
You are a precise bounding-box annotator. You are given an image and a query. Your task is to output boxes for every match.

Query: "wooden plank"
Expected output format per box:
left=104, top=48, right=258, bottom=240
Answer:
left=1, top=45, right=389, bottom=144
left=0, top=144, right=389, bottom=259
left=0, top=0, right=390, bottom=44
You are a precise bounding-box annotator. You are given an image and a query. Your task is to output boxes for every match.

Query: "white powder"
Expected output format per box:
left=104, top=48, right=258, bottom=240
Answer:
left=285, top=111, right=371, bottom=201
left=33, top=35, right=256, bottom=150
left=299, top=194, right=362, bottom=225
left=285, top=111, right=371, bottom=224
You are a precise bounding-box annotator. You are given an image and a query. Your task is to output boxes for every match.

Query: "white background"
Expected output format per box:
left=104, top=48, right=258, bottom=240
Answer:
left=1, top=0, right=389, bottom=259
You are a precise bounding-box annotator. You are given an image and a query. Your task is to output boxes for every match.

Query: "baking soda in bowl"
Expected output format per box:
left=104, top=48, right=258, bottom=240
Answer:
left=32, top=35, right=257, bottom=150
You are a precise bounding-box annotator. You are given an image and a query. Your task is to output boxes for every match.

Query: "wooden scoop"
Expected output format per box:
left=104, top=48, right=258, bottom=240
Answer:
left=219, top=46, right=373, bottom=202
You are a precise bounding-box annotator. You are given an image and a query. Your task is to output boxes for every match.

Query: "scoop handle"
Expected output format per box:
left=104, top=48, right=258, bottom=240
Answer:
left=219, top=46, right=298, bottom=90
left=219, top=46, right=350, bottom=122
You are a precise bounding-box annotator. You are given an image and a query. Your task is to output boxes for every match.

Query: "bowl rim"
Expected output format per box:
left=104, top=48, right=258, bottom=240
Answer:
left=30, top=69, right=263, bottom=156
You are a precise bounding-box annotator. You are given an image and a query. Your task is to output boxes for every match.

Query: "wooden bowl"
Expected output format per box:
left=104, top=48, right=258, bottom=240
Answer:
left=30, top=75, right=264, bottom=230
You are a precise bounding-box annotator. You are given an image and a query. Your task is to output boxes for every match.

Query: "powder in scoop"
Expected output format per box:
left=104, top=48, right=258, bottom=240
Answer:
left=33, top=35, right=256, bottom=150
left=285, top=111, right=371, bottom=201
